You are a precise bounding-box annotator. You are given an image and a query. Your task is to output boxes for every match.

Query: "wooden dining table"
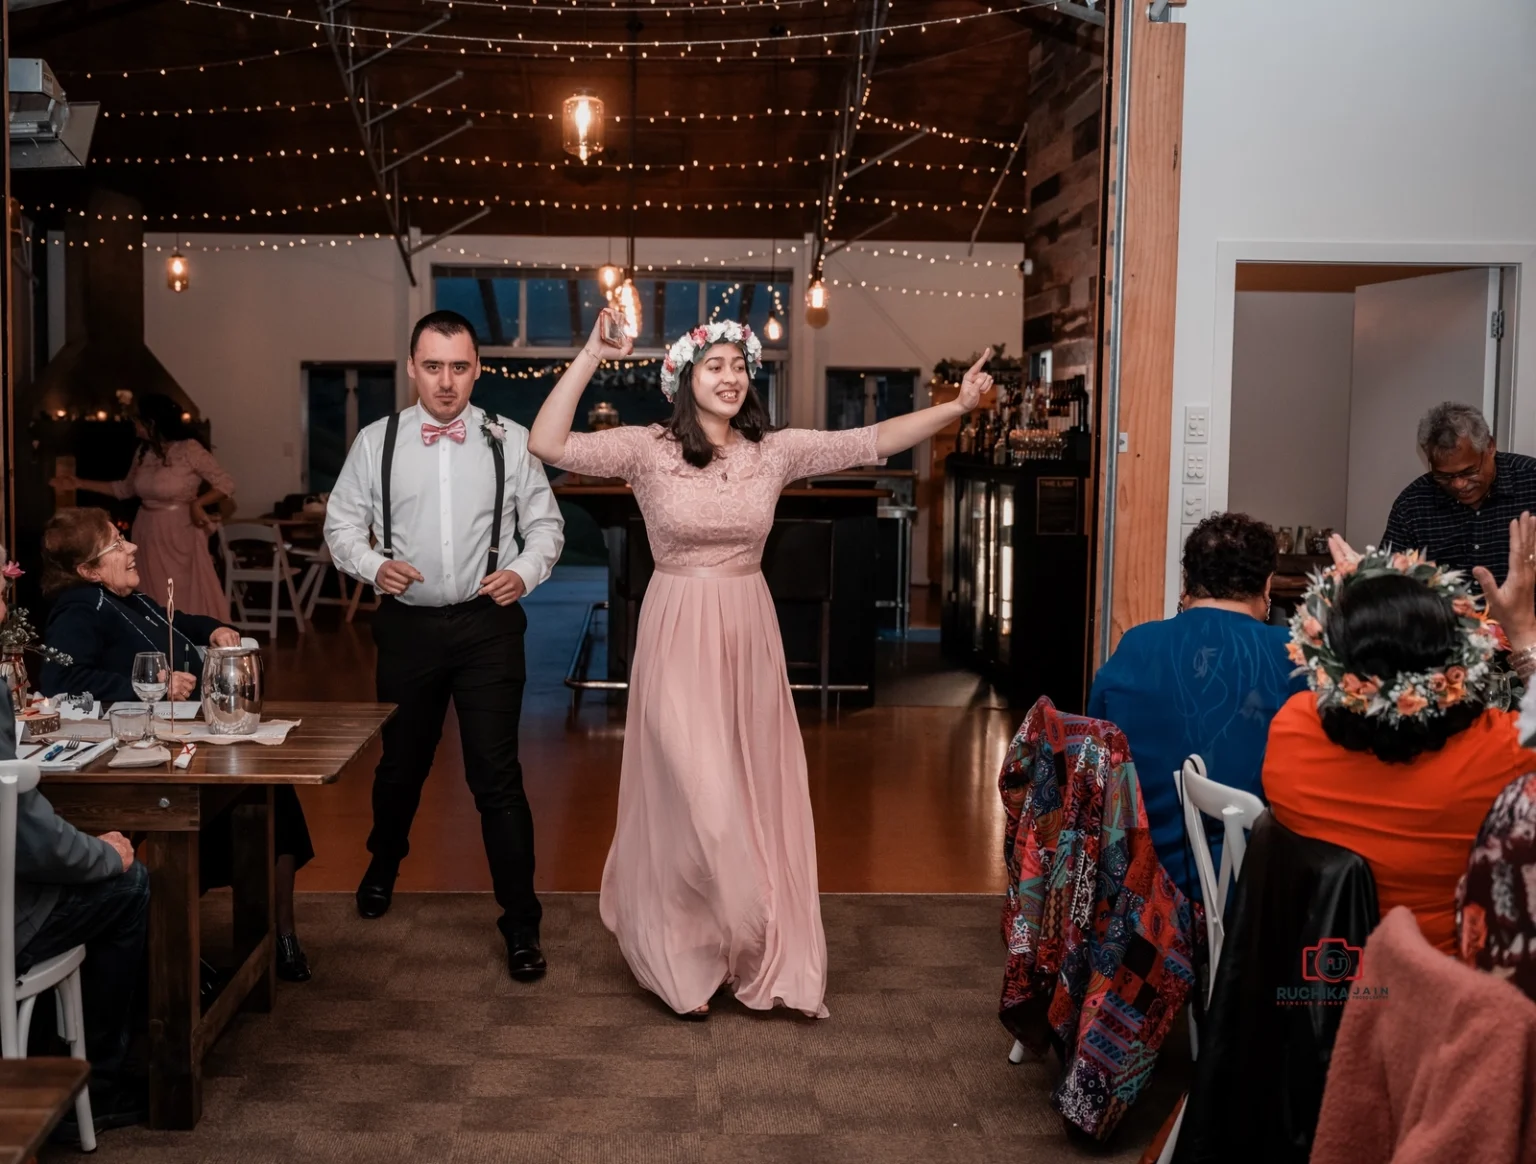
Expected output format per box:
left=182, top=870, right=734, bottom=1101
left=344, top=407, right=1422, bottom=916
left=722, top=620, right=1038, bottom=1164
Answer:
left=0, top=1059, right=89, bottom=1164
left=38, top=701, right=394, bottom=1131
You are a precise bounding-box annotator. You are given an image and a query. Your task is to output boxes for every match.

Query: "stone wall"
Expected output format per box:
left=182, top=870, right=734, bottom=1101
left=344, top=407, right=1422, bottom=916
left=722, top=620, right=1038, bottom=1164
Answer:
left=1023, top=18, right=1105, bottom=380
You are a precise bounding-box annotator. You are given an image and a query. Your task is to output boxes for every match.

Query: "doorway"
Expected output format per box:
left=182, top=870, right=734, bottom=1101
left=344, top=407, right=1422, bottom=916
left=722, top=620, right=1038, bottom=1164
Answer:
left=1227, top=262, right=1518, bottom=549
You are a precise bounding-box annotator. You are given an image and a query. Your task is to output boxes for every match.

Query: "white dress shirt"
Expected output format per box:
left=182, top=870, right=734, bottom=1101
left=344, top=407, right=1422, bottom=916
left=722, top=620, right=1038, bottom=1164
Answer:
left=324, top=403, right=565, bottom=607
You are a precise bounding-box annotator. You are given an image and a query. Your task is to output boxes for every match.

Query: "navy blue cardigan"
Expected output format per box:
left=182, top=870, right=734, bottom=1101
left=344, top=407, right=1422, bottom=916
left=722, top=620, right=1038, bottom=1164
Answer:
left=39, top=585, right=231, bottom=703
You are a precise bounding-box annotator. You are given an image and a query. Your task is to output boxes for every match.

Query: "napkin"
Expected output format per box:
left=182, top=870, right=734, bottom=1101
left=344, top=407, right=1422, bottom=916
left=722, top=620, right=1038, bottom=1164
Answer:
left=38, top=738, right=115, bottom=771
left=187, top=719, right=300, bottom=746
left=108, top=745, right=172, bottom=768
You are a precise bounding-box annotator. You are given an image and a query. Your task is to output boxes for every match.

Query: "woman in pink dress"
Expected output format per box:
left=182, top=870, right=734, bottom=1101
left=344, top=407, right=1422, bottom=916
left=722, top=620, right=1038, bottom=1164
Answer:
left=53, top=394, right=234, bottom=621
left=530, top=310, right=991, bottom=1018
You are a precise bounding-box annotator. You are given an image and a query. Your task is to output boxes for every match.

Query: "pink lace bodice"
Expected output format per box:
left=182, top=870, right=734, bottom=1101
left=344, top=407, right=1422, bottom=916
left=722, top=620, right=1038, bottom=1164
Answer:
left=555, top=425, right=881, bottom=570
left=112, top=440, right=236, bottom=510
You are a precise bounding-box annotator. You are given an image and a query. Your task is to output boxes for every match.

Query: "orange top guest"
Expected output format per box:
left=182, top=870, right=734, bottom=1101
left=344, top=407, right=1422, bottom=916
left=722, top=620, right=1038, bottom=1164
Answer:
left=1262, top=518, right=1536, bottom=955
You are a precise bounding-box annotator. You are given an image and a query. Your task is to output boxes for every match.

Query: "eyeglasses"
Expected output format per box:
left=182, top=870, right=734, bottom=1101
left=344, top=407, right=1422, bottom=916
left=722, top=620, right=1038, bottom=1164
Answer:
left=1429, top=450, right=1489, bottom=486
left=85, top=536, right=127, bottom=564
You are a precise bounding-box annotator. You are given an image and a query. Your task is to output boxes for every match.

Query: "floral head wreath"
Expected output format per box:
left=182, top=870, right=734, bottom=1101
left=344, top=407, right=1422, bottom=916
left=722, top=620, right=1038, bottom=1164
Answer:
left=660, top=320, right=763, bottom=402
left=1288, top=547, right=1509, bottom=724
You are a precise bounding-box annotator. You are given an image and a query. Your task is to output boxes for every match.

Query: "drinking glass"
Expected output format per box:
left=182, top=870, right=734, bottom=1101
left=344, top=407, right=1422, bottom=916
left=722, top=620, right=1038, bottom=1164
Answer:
left=131, top=652, right=170, bottom=704
left=109, top=704, right=152, bottom=748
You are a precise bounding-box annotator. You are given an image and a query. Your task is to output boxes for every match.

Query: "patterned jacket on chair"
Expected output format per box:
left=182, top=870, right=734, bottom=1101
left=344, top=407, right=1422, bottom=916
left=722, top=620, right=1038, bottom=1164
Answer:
left=998, top=696, right=1201, bottom=1141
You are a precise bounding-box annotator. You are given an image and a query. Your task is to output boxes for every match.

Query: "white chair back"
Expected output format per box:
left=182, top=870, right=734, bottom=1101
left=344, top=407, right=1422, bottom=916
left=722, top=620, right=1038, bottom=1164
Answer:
left=220, top=523, right=308, bottom=637
left=0, top=759, right=43, bottom=1057
left=1177, top=754, right=1266, bottom=992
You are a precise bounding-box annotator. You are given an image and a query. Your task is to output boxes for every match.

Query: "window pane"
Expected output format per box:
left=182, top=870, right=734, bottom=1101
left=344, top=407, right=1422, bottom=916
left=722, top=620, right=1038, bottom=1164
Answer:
left=663, top=279, right=701, bottom=339
left=747, top=281, right=791, bottom=343
left=526, top=278, right=576, bottom=345
left=433, top=277, right=491, bottom=341
left=306, top=369, right=348, bottom=495
left=356, top=369, right=395, bottom=430
left=489, top=278, right=520, bottom=345
left=706, top=281, right=743, bottom=324
left=575, top=278, right=609, bottom=339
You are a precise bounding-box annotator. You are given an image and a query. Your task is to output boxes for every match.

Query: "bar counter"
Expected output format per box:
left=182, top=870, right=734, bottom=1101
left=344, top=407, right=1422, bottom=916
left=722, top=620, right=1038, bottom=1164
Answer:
left=554, top=483, right=889, bottom=708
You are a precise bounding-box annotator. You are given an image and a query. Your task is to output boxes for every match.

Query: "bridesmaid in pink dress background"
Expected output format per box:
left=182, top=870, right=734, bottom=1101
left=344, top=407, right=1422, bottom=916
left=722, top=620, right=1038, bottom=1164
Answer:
left=531, top=309, right=992, bottom=1019
left=52, top=393, right=234, bottom=621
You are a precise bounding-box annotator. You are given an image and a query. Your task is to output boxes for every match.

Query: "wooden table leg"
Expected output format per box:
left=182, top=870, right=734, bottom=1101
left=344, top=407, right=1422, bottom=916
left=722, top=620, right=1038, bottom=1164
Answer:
left=231, top=786, right=276, bottom=1013
left=145, top=829, right=202, bottom=1130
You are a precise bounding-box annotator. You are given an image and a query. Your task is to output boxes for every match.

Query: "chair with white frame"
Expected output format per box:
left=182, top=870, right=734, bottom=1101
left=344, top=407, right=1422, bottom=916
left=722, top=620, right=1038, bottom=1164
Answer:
left=1153, top=753, right=1268, bottom=1164
left=0, top=759, right=96, bottom=1152
left=220, top=523, right=308, bottom=638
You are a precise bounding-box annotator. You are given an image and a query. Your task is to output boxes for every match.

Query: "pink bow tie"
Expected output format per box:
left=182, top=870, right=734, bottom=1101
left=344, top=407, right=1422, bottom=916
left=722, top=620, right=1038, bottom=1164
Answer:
left=421, top=418, right=467, bottom=446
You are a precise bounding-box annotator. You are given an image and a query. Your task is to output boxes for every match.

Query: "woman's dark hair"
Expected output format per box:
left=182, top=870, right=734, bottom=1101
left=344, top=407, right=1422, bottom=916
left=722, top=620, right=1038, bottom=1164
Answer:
left=1181, top=512, right=1278, bottom=601
left=40, top=507, right=117, bottom=598
left=137, top=392, right=198, bottom=461
left=1319, top=573, right=1483, bottom=763
left=663, top=350, right=773, bottom=469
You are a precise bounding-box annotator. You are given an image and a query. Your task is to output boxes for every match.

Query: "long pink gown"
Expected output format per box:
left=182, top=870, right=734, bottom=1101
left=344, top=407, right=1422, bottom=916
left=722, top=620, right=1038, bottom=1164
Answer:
left=554, top=423, right=881, bottom=1017
left=110, top=439, right=234, bottom=621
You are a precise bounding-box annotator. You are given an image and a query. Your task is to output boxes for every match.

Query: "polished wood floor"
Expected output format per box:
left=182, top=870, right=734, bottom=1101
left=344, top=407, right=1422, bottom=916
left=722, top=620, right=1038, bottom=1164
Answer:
left=273, top=583, right=1012, bottom=896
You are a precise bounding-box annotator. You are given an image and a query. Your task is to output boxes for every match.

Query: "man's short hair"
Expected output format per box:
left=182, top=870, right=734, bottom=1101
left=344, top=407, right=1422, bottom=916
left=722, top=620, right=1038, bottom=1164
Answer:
left=1417, top=402, right=1492, bottom=461
left=410, top=310, right=480, bottom=357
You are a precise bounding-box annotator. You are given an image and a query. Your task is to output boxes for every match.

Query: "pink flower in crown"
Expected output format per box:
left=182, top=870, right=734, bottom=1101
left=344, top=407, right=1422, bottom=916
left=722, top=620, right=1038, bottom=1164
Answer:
left=1, top=561, right=22, bottom=580
left=663, top=357, right=676, bottom=372
left=1396, top=688, right=1429, bottom=717
left=691, top=327, right=708, bottom=344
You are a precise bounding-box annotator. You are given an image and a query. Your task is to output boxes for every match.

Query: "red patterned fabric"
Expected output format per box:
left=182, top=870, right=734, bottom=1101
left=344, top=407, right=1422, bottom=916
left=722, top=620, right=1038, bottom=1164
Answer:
left=998, top=697, right=1201, bottom=1140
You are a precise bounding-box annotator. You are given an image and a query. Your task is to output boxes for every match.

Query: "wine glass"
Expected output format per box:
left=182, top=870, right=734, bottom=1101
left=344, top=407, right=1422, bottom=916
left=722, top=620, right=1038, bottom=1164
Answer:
left=132, top=652, right=170, bottom=705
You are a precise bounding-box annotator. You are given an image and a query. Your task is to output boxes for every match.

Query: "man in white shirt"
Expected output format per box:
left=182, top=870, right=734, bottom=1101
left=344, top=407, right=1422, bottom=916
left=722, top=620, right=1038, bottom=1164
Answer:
left=324, top=310, right=565, bottom=980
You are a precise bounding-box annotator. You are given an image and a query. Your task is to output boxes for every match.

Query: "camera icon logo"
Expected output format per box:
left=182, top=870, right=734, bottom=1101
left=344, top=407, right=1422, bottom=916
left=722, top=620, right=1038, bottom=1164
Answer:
left=1301, top=937, right=1364, bottom=984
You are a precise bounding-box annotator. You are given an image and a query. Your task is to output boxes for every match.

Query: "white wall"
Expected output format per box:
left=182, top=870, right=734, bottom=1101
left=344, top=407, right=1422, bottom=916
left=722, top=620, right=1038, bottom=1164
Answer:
left=1228, top=291, right=1353, bottom=536
left=1167, top=0, right=1536, bottom=611
left=138, top=232, right=1022, bottom=581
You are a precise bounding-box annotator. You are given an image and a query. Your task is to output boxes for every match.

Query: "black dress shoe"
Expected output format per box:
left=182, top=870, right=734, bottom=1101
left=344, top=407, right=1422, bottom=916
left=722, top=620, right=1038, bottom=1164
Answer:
left=506, top=937, right=547, bottom=981
left=356, top=859, right=398, bottom=919
left=276, top=932, right=312, bottom=982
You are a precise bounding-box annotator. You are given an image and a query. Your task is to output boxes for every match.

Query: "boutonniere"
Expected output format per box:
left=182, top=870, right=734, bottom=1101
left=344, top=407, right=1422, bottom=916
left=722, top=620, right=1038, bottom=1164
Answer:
left=481, top=418, right=506, bottom=446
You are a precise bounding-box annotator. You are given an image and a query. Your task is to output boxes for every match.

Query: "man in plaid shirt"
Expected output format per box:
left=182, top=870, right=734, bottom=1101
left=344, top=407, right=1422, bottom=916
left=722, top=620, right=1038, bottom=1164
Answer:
left=1382, top=402, right=1536, bottom=585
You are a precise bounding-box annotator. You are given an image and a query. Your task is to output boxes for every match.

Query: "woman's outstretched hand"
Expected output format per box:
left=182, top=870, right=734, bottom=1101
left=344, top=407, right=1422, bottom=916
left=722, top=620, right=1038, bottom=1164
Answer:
left=1473, top=512, right=1536, bottom=652
left=956, top=348, right=993, bottom=413
left=1327, top=532, right=1362, bottom=572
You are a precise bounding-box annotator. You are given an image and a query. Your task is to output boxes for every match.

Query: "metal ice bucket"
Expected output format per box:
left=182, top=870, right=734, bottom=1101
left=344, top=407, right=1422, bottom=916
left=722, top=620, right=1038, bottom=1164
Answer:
left=201, top=644, right=263, bottom=735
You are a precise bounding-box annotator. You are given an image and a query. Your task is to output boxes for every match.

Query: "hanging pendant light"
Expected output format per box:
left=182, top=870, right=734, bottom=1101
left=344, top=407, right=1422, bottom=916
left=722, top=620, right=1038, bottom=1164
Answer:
left=562, top=90, right=605, bottom=163
left=166, top=246, right=189, bottom=293
left=597, top=263, right=623, bottom=295
left=804, top=277, right=829, bottom=329
left=764, top=311, right=784, bottom=342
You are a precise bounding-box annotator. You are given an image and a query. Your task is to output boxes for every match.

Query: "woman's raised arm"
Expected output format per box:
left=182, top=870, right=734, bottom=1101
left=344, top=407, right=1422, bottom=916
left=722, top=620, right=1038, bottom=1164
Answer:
left=528, top=308, right=633, bottom=464
left=874, top=348, right=992, bottom=458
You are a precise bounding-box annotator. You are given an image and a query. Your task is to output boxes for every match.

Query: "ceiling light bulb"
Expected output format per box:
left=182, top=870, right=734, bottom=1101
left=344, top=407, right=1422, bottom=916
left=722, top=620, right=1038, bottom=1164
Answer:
left=597, top=263, right=623, bottom=294
left=562, top=90, right=605, bottom=163
left=764, top=311, right=784, bottom=342
left=166, top=251, right=189, bottom=293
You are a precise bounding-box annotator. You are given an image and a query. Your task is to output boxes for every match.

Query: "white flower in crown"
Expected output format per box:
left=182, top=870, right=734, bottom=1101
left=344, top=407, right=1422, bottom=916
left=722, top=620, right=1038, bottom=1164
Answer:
left=658, top=320, right=763, bottom=402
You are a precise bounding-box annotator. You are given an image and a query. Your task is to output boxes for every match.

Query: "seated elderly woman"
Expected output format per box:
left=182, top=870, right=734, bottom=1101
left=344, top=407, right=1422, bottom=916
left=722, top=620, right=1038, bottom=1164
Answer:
left=1088, top=512, right=1305, bottom=901
left=1263, top=518, right=1536, bottom=956
left=36, top=507, right=314, bottom=982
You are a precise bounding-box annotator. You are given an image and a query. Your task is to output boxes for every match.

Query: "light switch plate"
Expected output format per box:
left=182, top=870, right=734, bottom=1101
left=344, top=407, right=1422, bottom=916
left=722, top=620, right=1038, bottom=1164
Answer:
left=1181, top=487, right=1207, bottom=523
left=1183, top=450, right=1208, bottom=483
left=1184, top=405, right=1209, bottom=443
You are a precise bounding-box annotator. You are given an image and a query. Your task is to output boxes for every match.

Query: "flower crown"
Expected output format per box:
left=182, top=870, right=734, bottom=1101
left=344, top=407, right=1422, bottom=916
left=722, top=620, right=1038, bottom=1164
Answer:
left=1288, top=547, right=1507, bottom=724
left=660, top=320, right=762, bottom=402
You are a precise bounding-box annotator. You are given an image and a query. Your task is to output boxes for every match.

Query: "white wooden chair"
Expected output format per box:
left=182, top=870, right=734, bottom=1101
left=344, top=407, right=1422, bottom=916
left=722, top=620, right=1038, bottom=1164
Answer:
left=219, top=523, right=308, bottom=638
left=1, top=759, right=96, bottom=1151
left=1155, top=754, right=1268, bottom=1164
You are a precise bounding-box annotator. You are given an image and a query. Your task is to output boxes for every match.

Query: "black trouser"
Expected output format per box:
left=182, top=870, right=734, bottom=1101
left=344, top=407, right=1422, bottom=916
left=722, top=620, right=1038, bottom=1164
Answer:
left=19, top=860, right=150, bottom=1080
left=368, top=594, right=540, bottom=940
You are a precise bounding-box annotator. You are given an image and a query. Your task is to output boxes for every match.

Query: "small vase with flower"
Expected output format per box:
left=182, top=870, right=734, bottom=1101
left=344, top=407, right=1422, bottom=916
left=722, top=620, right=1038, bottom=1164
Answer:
left=0, top=561, right=72, bottom=709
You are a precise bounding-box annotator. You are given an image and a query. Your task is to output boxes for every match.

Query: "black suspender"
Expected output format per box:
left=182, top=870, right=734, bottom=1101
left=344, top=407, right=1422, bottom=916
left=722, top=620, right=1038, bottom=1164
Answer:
left=380, top=410, right=400, bottom=560
left=487, top=437, right=505, bottom=576
left=378, top=409, right=508, bottom=578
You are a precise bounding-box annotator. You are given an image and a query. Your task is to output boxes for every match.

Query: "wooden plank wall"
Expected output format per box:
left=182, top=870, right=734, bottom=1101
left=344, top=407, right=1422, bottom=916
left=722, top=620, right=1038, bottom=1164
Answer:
left=1092, top=11, right=1185, bottom=665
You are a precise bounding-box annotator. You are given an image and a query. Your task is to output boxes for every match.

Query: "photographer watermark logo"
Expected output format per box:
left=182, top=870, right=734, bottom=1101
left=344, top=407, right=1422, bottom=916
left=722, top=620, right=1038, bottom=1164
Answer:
left=1276, top=938, right=1388, bottom=1006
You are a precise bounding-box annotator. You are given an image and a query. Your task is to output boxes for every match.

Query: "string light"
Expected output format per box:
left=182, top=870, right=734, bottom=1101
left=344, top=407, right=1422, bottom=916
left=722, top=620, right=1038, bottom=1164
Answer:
left=174, top=0, right=1057, bottom=55
left=824, top=276, right=1019, bottom=300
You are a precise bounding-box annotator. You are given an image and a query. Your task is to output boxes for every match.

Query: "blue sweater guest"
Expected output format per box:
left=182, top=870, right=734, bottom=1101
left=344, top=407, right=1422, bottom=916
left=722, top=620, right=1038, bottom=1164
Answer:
left=1088, top=512, right=1305, bottom=902
left=35, top=507, right=315, bottom=984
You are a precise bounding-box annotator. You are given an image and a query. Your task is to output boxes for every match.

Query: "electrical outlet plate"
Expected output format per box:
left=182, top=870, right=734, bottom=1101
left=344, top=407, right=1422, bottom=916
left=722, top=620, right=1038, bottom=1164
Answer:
left=1183, top=450, right=1207, bottom=483
left=1184, top=405, right=1209, bottom=443
left=1181, top=487, right=1207, bottom=523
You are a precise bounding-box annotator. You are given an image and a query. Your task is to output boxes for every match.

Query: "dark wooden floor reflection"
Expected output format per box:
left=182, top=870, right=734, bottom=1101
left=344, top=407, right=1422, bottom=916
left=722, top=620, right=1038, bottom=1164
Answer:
left=271, top=583, right=1011, bottom=896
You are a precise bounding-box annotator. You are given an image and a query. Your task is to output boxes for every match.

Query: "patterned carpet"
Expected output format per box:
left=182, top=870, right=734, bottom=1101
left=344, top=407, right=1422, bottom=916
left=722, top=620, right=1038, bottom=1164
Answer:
left=51, top=893, right=1189, bottom=1164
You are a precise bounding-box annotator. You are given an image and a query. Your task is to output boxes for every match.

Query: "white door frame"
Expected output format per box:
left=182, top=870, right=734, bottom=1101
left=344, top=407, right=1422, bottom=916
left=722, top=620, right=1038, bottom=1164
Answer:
left=1205, top=240, right=1536, bottom=532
